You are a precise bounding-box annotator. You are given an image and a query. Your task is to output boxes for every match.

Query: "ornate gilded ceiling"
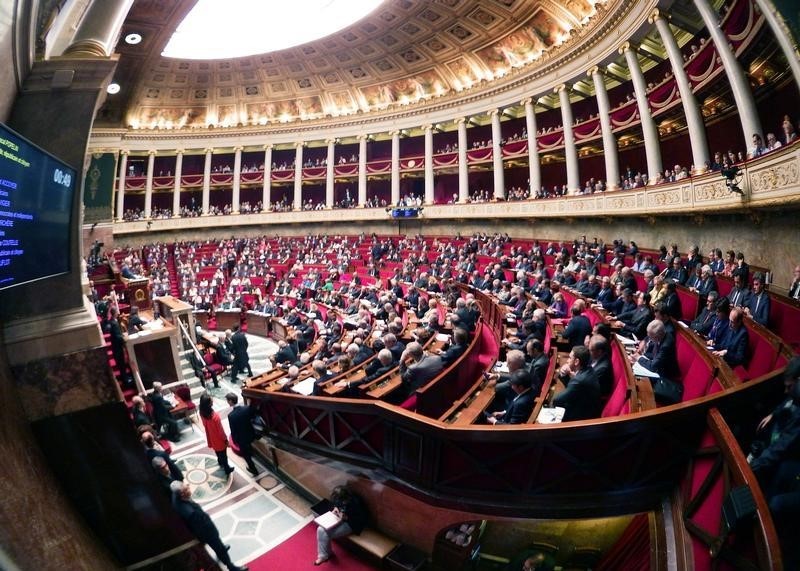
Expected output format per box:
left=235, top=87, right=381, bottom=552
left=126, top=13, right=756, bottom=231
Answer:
left=96, top=0, right=616, bottom=130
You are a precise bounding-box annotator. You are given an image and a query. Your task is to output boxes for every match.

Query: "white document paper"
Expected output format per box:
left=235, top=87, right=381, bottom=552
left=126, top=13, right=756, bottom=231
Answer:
left=314, top=511, right=341, bottom=530
left=632, top=361, right=660, bottom=379
left=537, top=406, right=566, bottom=424
left=291, top=377, right=317, bottom=396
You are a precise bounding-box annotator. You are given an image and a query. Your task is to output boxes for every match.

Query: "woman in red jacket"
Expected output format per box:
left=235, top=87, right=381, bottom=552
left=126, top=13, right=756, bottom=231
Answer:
left=199, top=393, right=234, bottom=476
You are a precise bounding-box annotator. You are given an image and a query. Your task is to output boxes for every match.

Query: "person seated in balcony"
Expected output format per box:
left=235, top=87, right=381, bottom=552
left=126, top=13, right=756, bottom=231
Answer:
left=745, top=274, right=770, bottom=326
left=712, top=308, right=749, bottom=367
left=554, top=346, right=602, bottom=422
left=750, top=133, right=766, bottom=158
left=486, top=370, right=535, bottom=425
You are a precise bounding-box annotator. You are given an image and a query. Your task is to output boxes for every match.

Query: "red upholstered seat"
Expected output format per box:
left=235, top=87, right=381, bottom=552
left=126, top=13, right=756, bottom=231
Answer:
left=203, top=352, right=225, bottom=377
left=400, top=395, right=417, bottom=410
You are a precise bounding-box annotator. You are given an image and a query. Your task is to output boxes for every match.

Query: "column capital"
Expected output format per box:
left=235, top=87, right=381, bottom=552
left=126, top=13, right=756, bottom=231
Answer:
left=521, top=97, right=533, bottom=107
left=648, top=8, right=664, bottom=24
left=147, top=149, right=157, bottom=156
left=489, top=108, right=501, bottom=117
left=618, top=41, right=639, bottom=55
left=263, top=143, right=273, bottom=150
left=422, top=124, right=433, bottom=132
left=456, top=117, right=467, bottom=126
left=233, top=146, right=243, bottom=152
left=587, top=65, right=602, bottom=78
left=294, top=141, right=304, bottom=148
left=357, top=133, right=369, bottom=141
left=325, top=138, right=336, bottom=145
left=554, top=83, right=570, bottom=94
left=390, top=130, right=400, bottom=137
left=175, top=149, right=185, bottom=155
left=204, top=148, right=214, bottom=154
left=120, top=149, right=129, bottom=156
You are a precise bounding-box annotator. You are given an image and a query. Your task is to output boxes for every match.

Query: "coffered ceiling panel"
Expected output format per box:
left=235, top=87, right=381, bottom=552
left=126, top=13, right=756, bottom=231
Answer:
left=95, top=0, right=619, bottom=129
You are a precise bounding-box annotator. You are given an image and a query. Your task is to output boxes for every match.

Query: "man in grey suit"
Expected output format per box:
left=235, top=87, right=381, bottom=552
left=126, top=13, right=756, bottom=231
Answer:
left=399, top=342, right=444, bottom=398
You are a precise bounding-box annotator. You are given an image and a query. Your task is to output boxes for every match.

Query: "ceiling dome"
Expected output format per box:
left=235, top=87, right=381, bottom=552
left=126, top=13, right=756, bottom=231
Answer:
left=99, top=0, right=615, bottom=130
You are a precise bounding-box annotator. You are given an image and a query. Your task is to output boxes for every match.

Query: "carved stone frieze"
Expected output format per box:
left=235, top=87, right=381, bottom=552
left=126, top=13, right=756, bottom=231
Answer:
left=748, top=158, right=800, bottom=194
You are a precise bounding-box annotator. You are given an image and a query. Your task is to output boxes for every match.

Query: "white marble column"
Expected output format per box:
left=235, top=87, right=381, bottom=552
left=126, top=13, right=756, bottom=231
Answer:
left=557, top=85, right=580, bottom=193
left=172, top=150, right=183, bottom=217
left=651, top=10, right=710, bottom=172
left=754, top=0, right=800, bottom=95
left=262, top=144, right=272, bottom=211
left=232, top=146, right=242, bottom=213
left=620, top=42, right=662, bottom=180
left=202, top=148, right=212, bottom=215
left=457, top=118, right=469, bottom=203
left=424, top=124, right=434, bottom=204
left=63, top=0, right=134, bottom=57
left=491, top=110, right=505, bottom=199
left=589, top=68, right=621, bottom=190
left=326, top=139, right=335, bottom=208
left=391, top=130, right=401, bottom=206
left=358, top=135, right=368, bottom=207
left=116, top=150, right=127, bottom=221
left=524, top=99, right=541, bottom=197
left=144, top=150, right=155, bottom=218
left=294, top=142, right=303, bottom=210
left=694, top=0, right=762, bottom=151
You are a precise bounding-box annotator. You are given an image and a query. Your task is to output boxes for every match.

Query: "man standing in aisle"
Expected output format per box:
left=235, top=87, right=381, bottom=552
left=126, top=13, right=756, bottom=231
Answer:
left=170, top=481, right=249, bottom=571
left=229, top=325, right=253, bottom=383
left=225, top=393, right=259, bottom=476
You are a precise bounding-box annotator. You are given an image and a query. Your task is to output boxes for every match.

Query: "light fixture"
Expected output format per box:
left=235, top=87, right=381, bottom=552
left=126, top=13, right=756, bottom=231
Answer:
left=124, top=33, right=142, bottom=45
left=107, top=83, right=121, bottom=94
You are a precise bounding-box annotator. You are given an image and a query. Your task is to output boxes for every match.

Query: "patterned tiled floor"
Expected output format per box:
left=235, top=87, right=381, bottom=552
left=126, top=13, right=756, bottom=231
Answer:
left=169, top=333, right=312, bottom=568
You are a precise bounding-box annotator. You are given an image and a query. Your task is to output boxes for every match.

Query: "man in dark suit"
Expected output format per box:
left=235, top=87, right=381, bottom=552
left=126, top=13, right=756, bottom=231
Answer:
left=635, top=320, right=680, bottom=381
left=589, top=335, right=614, bottom=399
left=553, top=346, right=602, bottom=422
left=563, top=303, right=592, bottom=349
left=690, top=292, right=719, bottom=336
left=142, top=431, right=184, bottom=482
left=595, top=277, right=615, bottom=306
left=614, top=292, right=653, bottom=339
left=713, top=308, right=750, bottom=367
left=226, top=393, right=259, bottom=476
left=789, top=265, right=800, bottom=300
left=312, top=360, right=337, bottom=396
left=439, top=328, right=469, bottom=366
left=150, top=382, right=181, bottom=442
left=525, top=338, right=549, bottom=392
left=487, top=370, right=535, bottom=424
left=665, top=256, right=688, bottom=285
left=727, top=274, right=751, bottom=308
left=229, top=326, right=253, bottom=383
left=272, top=339, right=297, bottom=366
left=745, top=275, right=770, bottom=326
left=694, top=265, right=718, bottom=298
left=171, top=481, right=249, bottom=571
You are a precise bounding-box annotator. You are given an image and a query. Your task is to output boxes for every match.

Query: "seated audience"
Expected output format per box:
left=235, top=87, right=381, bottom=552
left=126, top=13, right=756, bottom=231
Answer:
left=553, top=346, right=602, bottom=422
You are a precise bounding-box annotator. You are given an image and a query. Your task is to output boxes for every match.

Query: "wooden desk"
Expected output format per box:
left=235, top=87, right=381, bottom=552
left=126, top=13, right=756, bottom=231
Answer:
left=271, top=317, right=290, bottom=341
left=246, top=311, right=272, bottom=337
left=449, top=384, right=495, bottom=426
left=126, top=319, right=182, bottom=393
left=215, top=309, right=242, bottom=331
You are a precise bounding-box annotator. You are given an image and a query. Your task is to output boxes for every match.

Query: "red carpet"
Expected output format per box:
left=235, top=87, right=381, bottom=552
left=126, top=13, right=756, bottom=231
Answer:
left=247, top=523, right=380, bottom=571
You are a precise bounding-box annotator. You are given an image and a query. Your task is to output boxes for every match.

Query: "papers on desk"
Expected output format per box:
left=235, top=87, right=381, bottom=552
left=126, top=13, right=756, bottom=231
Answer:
left=615, top=334, right=637, bottom=346
left=493, top=361, right=509, bottom=373
left=632, top=361, right=660, bottom=379
left=314, top=511, right=341, bottom=530
left=537, top=406, right=566, bottom=424
left=291, top=377, right=316, bottom=396
left=435, top=333, right=451, bottom=343
left=144, top=320, right=164, bottom=331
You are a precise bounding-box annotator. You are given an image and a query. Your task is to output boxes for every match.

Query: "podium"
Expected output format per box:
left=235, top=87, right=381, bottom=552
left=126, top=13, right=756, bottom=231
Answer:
left=121, top=276, right=151, bottom=311
left=125, top=313, right=183, bottom=393
left=154, top=296, right=196, bottom=351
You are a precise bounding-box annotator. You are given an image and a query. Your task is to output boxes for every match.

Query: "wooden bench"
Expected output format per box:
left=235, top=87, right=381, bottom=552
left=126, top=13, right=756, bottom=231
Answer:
left=346, top=528, right=401, bottom=562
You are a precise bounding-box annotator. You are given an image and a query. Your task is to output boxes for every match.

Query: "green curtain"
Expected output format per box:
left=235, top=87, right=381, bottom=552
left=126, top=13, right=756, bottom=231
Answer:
left=83, top=152, right=117, bottom=223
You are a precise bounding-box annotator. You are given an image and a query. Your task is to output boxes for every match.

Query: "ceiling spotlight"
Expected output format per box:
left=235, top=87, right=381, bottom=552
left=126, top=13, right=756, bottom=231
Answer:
left=107, top=83, right=120, bottom=94
left=124, top=33, right=142, bottom=45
